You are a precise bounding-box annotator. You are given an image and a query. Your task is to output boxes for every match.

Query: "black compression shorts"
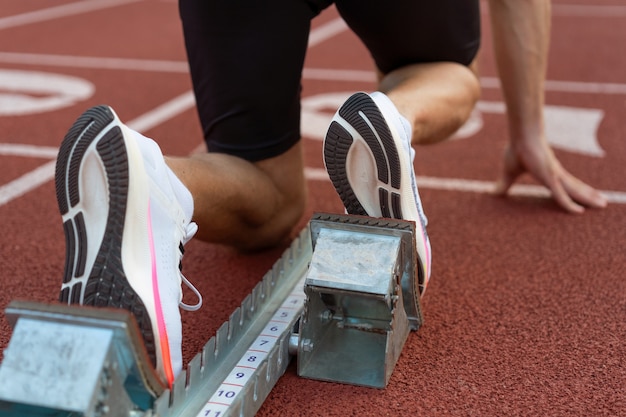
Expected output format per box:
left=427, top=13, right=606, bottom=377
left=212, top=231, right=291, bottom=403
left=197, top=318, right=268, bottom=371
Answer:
left=179, top=0, right=480, bottom=162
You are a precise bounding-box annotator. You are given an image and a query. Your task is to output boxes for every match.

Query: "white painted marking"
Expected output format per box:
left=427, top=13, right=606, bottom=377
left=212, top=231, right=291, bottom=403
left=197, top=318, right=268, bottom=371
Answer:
left=552, top=4, right=626, bottom=17
left=0, top=144, right=58, bottom=158
left=125, top=90, right=196, bottom=132
left=0, top=0, right=619, bottom=33
left=308, top=18, right=348, bottom=47
left=0, top=16, right=345, bottom=206
left=301, top=92, right=607, bottom=157
left=303, top=69, right=626, bottom=96
left=0, top=160, right=56, bottom=207
left=1, top=11, right=623, bottom=209
left=482, top=4, right=626, bottom=17
left=300, top=92, right=350, bottom=140
left=0, top=52, right=188, bottom=73
left=471, top=101, right=606, bottom=157
left=0, top=69, right=94, bottom=115
left=0, top=91, right=196, bottom=207
left=304, top=168, right=626, bottom=205
left=0, top=12, right=347, bottom=206
left=481, top=76, right=626, bottom=96
left=0, top=0, right=142, bottom=30
left=1, top=52, right=625, bottom=97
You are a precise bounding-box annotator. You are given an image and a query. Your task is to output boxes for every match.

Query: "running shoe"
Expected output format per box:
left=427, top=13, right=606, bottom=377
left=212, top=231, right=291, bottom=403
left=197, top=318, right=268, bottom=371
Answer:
left=323, top=91, right=432, bottom=293
left=55, top=105, right=201, bottom=387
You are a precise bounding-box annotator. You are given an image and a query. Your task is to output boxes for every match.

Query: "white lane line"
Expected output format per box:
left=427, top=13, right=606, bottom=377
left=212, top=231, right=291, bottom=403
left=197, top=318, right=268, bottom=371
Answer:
left=308, top=18, right=348, bottom=47
left=480, top=77, right=626, bottom=95
left=0, top=0, right=143, bottom=31
left=125, top=90, right=195, bottom=132
left=0, top=52, right=188, bottom=73
left=0, top=17, right=348, bottom=71
left=304, top=167, right=626, bottom=205
left=482, top=4, right=626, bottom=17
left=0, top=144, right=58, bottom=158
left=0, top=17, right=343, bottom=207
left=0, top=91, right=196, bottom=208
left=2, top=51, right=626, bottom=96
left=3, top=145, right=624, bottom=207
left=304, top=70, right=626, bottom=96
left=2, top=11, right=625, bottom=208
left=0, top=160, right=56, bottom=207
left=552, top=4, right=626, bottom=17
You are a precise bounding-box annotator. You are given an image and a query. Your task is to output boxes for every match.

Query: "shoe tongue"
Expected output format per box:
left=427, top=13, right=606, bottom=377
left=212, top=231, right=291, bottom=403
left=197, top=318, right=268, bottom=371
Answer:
left=133, top=129, right=195, bottom=226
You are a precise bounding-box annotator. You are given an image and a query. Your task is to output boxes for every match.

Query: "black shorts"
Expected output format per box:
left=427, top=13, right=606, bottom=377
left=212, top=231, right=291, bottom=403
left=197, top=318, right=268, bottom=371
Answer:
left=179, top=0, right=480, bottom=162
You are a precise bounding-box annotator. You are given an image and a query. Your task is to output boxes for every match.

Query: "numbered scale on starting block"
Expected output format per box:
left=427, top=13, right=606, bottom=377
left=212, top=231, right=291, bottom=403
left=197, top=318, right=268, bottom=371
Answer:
left=0, top=213, right=424, bottom=417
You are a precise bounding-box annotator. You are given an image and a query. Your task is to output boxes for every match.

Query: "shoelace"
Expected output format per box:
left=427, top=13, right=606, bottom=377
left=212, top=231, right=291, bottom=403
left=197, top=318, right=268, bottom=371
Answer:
left=178, top=222, right=203, bottom=312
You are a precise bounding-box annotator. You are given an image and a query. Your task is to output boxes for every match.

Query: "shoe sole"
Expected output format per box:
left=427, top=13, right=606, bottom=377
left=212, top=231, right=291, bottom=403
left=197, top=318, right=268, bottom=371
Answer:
left=55, top=105, right=157, bottom=366
left=323, top=92, right=430, bottom=292
left=324, top=92, right=406, bottom=219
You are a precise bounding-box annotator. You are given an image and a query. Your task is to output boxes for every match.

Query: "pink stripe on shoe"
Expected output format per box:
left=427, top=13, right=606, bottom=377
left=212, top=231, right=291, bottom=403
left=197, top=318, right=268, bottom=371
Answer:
left=147, top=203, right=175, bottom=386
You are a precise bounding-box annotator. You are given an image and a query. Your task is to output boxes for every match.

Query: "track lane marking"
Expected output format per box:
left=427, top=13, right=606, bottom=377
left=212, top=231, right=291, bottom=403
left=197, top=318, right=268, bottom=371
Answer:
left=2, top=92, right=625, bottom=208
left=0, top=144, right=58, bottom=158
left=308, top=18, right=348, bottom=47
left=5, top=144, right=624, bottom=207
left=2, top=11, right=624, bottom=208
left=2, top=1, right=622, bottom=32
left=0, top=52, right=189, bottom=73
left=3, top=52, right=626, bottom=96
left=303, top=167, right=626, bottom=205
left=0, top=160, right=55, bottom=207
left=0, top=91, right=195, bottom=208
left=0, top=0, right=143, bottom=30
left=552, top=4, right=626, bottom=17
left=0, top=16, right=346, bottom=207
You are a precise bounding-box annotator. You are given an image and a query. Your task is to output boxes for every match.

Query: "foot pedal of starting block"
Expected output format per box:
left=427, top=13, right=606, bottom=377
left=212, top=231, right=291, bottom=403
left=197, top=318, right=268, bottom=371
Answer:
left=295, top=213, right=424, bottom=388
left=0, top=301, right=165, bottom=416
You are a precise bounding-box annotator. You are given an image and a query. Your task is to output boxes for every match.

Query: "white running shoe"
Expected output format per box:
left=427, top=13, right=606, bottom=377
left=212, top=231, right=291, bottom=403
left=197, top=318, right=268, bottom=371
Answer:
left=55, top=105, right=201, bottom=387
left=323, top=91, right=432, bottom=294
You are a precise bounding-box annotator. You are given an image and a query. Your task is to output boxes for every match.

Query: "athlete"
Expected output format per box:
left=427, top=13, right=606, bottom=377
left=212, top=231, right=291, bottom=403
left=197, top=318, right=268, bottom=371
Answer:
left=54, top=0, right=606, bottom=387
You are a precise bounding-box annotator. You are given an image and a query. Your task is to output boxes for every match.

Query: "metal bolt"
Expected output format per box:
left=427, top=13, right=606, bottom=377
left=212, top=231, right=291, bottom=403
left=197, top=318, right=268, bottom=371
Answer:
left=301, top=338, right=314, bottom=352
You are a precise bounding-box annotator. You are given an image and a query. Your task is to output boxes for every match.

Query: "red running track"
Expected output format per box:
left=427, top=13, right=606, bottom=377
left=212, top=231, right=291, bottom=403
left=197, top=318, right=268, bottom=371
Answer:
left=0, top=1, right=625, bottom=415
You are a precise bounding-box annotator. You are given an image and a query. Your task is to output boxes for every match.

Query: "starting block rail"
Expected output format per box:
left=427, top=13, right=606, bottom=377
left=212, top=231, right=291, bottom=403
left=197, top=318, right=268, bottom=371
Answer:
left=0, top=213, right=424, bottom=416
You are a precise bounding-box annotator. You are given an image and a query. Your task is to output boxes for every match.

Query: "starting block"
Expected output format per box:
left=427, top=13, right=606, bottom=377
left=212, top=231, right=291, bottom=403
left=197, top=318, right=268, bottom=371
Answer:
left=0, top=213, right=424, bottom=416
left=0, top=301, right=164, bottom=416
left=295, top=214, right=423, bottom=388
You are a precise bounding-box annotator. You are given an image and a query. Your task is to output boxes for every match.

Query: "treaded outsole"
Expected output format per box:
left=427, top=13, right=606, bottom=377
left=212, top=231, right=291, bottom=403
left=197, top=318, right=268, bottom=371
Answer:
left=55, top=106, right=157, bottom=366
left=324, top=92, right=404, bottom=219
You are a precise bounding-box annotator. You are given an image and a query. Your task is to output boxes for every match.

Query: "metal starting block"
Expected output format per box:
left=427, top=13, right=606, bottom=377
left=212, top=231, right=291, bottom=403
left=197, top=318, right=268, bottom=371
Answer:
left=0, top=301, right=164, bottom=416
left=294, top=214, right=423, bottom=388
left=0, top=213, right=423, bottom=416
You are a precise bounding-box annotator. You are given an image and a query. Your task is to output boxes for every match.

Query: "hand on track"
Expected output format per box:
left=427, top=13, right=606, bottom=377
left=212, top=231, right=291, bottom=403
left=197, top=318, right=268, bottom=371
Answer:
left=494, top=137, right=608, bottom=213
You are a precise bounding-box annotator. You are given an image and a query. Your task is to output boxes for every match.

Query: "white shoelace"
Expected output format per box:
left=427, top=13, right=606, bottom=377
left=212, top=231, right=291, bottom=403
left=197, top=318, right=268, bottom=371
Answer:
left=178, top=222, right=203, bottom=312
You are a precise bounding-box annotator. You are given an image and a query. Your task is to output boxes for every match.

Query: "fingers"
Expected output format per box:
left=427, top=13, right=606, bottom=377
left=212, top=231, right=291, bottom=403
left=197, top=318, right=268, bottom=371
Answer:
left=494, top=146, right=523, bottom=196
left=560, top=169, right=608, bottom=210
left=544, top=159, right=607, bottom=213
left=545, top=171, right=586, bottom=214
left=495, top=144, right=608, bottom=213
left=494, top=173, right=516, bottom=196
